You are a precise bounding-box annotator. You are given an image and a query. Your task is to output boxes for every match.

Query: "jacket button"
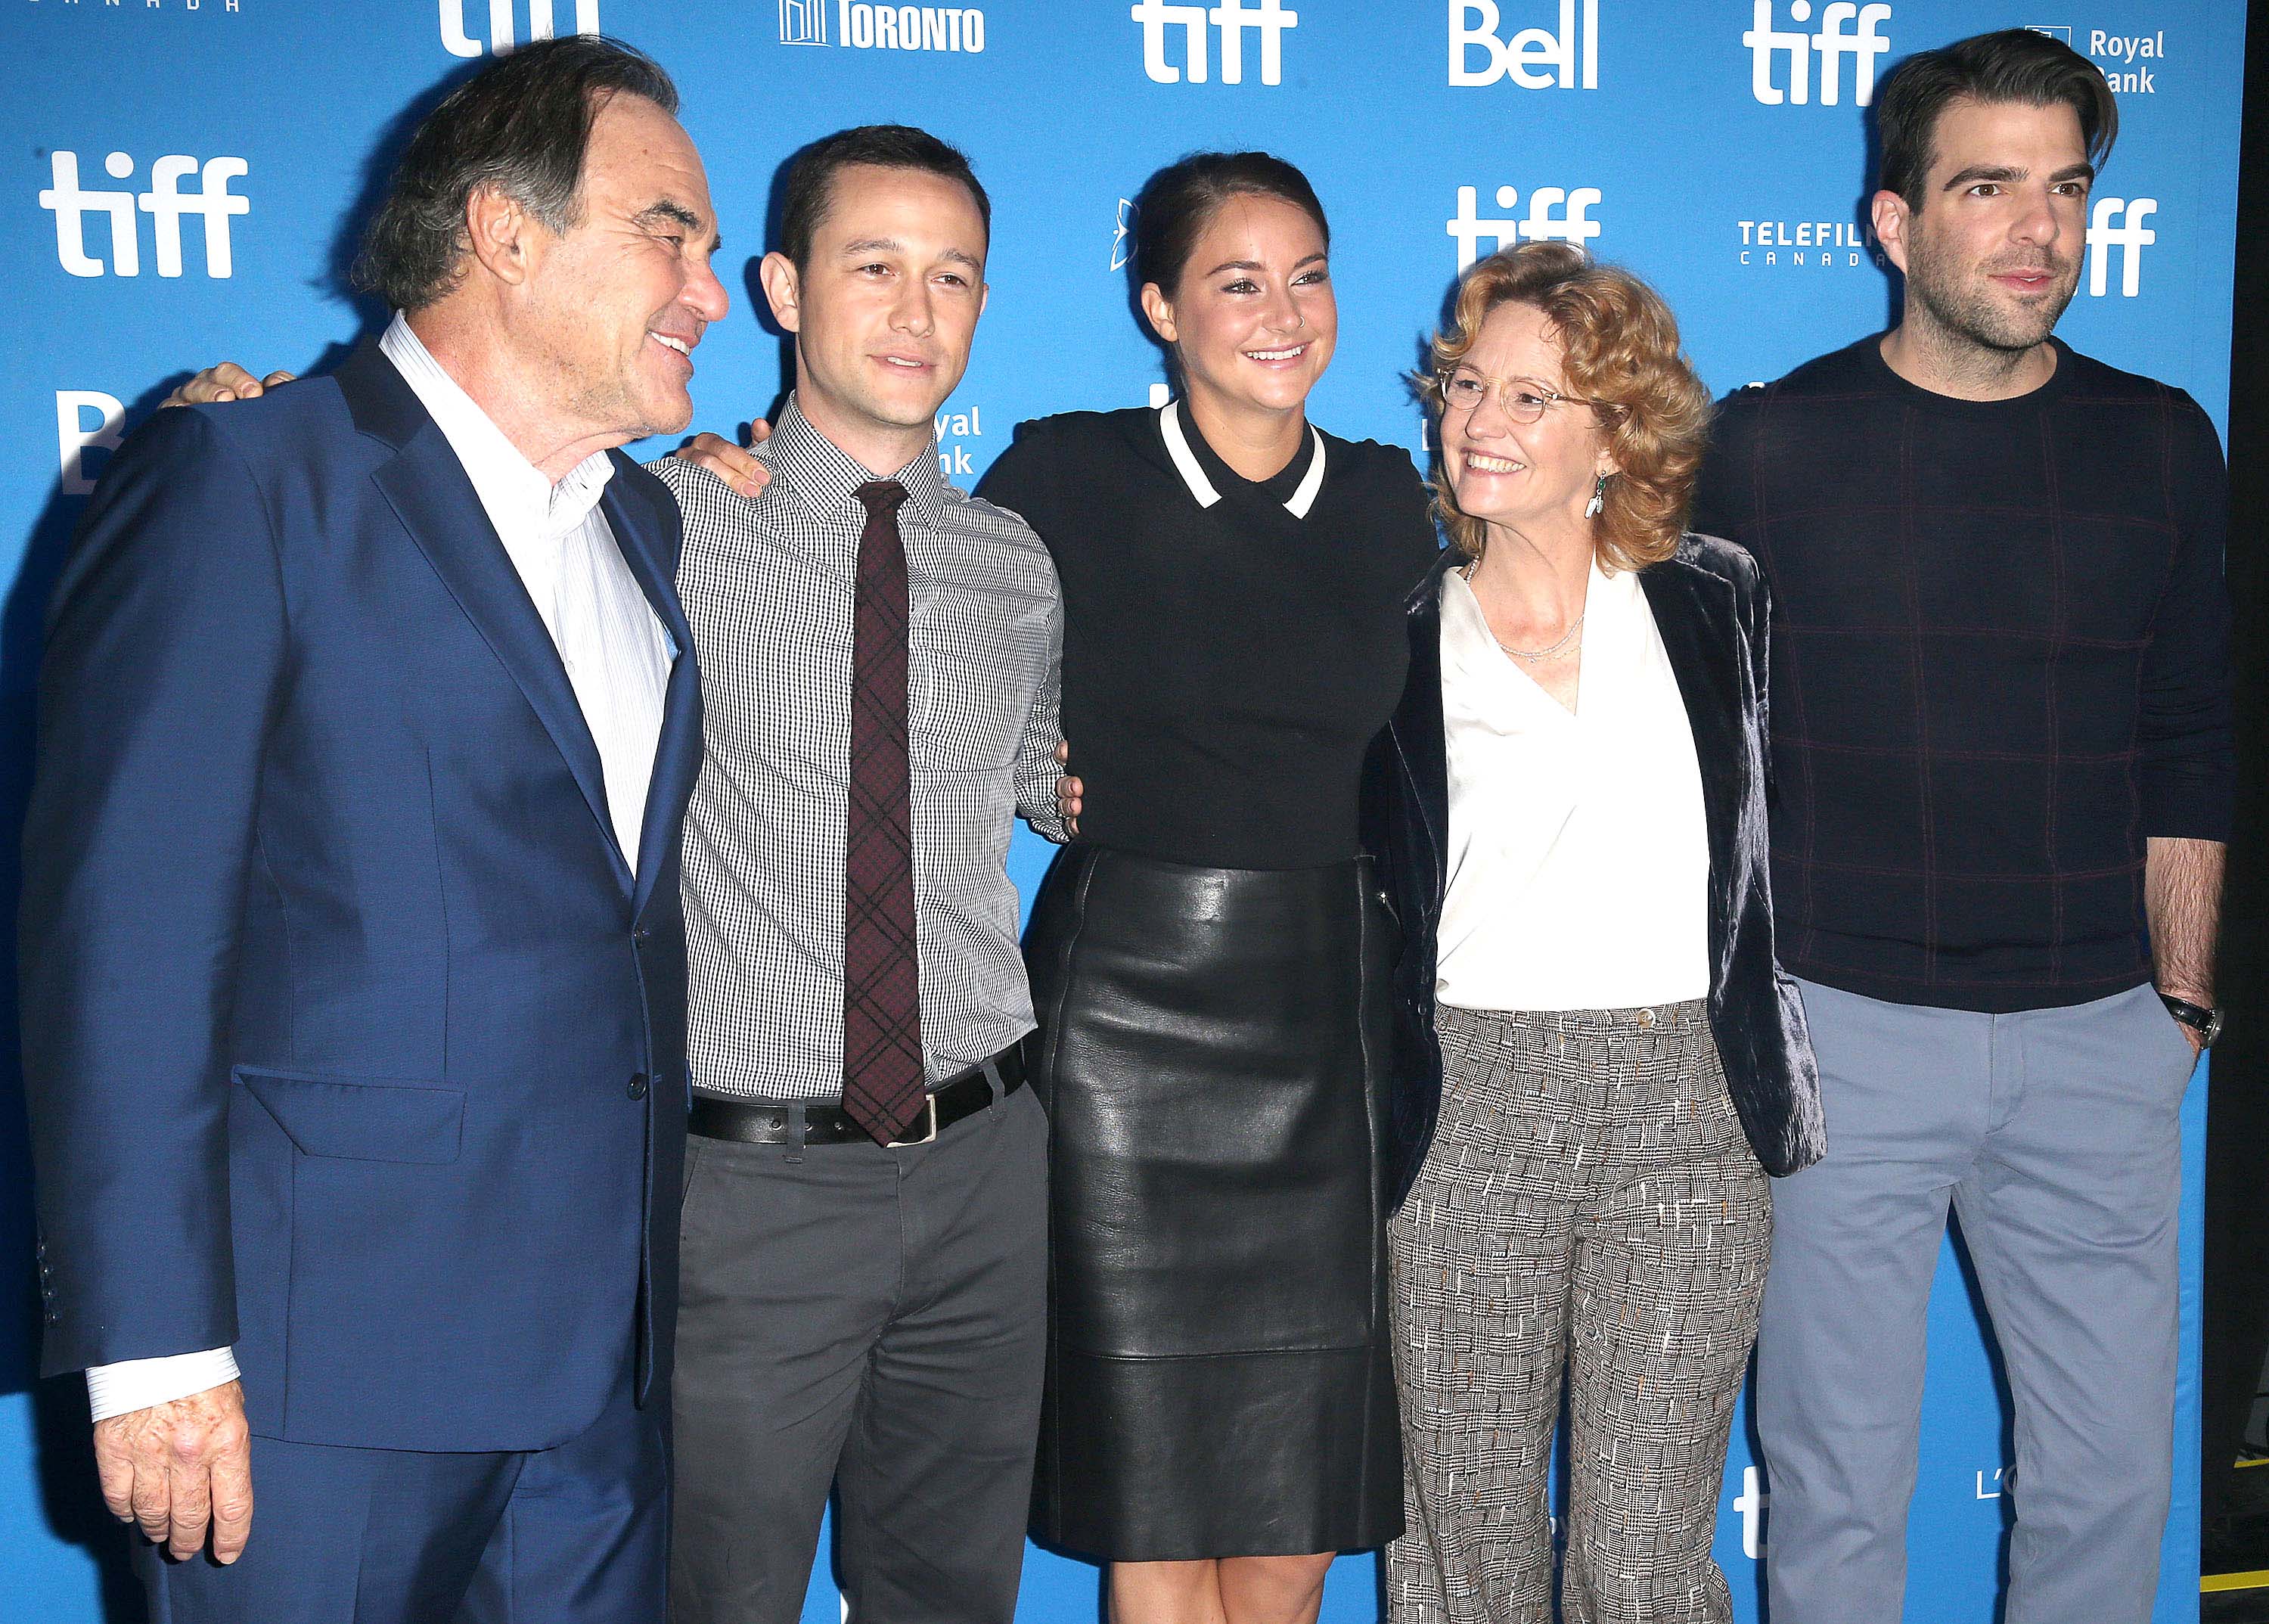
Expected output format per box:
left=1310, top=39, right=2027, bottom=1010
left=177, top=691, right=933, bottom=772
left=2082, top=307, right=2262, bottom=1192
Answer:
left=633, top=926, right=653, bottom=946
left=628, top=1073, right=649, bottom=1101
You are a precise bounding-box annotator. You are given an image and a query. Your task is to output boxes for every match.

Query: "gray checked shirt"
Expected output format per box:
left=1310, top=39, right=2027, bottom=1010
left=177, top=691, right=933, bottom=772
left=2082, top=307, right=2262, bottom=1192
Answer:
left=652, top=398, right=1065, bottom=1104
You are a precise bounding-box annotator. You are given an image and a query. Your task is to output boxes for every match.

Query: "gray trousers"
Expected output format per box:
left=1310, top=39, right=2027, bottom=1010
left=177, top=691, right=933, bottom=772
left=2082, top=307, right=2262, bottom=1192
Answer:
left=1387, top=1002, right=1771, bottom=1624
left=669, top=1083, right=1049, bottom=1624
left=1755, top=980, right=2195, bottom=1624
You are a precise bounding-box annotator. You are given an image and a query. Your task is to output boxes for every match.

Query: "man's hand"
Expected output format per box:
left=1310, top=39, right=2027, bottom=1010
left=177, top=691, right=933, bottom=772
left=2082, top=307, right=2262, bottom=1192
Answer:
left=1054, top=740, right=1082, bottom=839
left=93, top=1380, right=253, bottom=1563
left=161, top=364, right=295, bottom=409
left=674, top=418, right=774, bottom=498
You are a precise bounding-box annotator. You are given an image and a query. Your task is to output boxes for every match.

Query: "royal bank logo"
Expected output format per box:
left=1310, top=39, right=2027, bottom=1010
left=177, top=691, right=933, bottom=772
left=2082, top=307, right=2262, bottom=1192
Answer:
left=2085, top=196, right=2155, bottom=296
left=1744, top=1, right=1892, bottom=106
left=442, top=0, right=598, bottom=57
left=2027, top=25, right=2165, bottom=93
left=56, top=390, right=124, bottom=496
left=1450, top=0, right=1598, bottom=89
left=1735, top=214, right=1881, bottom=269
left=933, top=402, right=986, bottom=479
left=779, top=0, right=986, bottom=52
left=1110, top=198, right=1137, bottom=272
left=1447, top=184, right=1601, bottom=271
left=39, top=151, right=250, bottom=278
left=1131, top=0, right=1299, bottom=86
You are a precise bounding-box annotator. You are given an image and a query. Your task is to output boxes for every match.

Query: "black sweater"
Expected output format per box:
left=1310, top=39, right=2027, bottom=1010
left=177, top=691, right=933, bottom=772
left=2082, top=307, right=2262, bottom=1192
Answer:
left=1692, top=335, right=2234, bottom=1013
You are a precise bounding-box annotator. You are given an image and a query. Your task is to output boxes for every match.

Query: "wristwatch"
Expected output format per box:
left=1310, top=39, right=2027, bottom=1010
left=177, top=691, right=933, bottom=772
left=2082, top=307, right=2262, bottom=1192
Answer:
left=2159, top=992, right=2224, bottom=1048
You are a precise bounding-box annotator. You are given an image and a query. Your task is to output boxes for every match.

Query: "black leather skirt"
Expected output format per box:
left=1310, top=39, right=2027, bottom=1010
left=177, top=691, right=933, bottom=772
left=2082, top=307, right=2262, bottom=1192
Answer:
left=1023, top=845, right=1403, bottom=1562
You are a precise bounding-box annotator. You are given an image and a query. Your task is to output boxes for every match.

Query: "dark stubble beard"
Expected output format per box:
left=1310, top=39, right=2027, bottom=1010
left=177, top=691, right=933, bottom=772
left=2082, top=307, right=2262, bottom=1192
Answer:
left=1903, top=216, right=2080, bottom=356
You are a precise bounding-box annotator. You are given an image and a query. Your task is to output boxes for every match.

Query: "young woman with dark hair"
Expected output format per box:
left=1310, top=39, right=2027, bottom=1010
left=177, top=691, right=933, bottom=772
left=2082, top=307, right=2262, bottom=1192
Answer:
left=974, top=151, right=1439, bottom=1624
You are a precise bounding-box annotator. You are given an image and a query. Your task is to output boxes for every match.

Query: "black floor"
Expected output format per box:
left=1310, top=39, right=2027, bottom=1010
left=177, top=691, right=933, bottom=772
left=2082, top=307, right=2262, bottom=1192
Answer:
left=2205, top=1458, right=2269, bottom=1621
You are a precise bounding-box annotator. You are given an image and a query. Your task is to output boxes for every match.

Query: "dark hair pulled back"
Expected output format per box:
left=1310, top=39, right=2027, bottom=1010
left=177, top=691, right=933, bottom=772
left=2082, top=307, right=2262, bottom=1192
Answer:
left=1131, top=151, right=1328, bottom=294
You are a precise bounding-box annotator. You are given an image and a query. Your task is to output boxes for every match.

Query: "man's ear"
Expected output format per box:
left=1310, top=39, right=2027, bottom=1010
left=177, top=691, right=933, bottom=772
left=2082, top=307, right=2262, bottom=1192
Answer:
left=1138, top=282, right=1178, bottom=346
left=464, top=184, right=533, bottom=288
left=1870, top=189, right=1913, bottom=278
left=759, top=250, right=803, bottom=334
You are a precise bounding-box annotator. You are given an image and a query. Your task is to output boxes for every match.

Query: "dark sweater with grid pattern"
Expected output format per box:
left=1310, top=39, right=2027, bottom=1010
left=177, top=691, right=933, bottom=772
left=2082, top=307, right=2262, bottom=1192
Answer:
left=1691, top=334, right=2233, bottom=1013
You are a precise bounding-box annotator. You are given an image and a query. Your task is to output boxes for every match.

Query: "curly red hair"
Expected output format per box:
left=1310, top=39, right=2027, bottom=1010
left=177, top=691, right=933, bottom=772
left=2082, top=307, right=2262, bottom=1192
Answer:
left=1421, top=242, right=1712, bottom=571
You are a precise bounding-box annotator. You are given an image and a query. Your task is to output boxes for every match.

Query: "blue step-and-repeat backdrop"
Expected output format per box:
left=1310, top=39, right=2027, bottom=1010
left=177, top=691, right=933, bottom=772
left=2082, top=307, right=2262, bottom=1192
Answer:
left=1, top=2, right=2245, bottom=1620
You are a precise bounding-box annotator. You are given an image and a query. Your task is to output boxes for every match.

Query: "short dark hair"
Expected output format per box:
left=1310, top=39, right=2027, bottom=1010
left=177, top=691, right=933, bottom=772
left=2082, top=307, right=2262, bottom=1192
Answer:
left=1132, top=151, right=1329, bottom=294
left=1876, top=28, right=2118, bottom=208
left=352, top=36, right=678, bottom=313
left=776, top=126, right=990, bottom=269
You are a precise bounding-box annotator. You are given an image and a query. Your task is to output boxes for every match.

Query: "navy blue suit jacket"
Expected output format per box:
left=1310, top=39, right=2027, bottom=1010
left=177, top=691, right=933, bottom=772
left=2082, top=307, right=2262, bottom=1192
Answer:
left=20, top=340, right=703, bottom=1452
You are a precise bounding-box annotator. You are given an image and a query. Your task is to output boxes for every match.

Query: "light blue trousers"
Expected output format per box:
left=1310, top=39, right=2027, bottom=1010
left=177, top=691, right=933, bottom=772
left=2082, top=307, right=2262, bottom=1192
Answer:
left=1755, top=979, right=2196, bottom=1624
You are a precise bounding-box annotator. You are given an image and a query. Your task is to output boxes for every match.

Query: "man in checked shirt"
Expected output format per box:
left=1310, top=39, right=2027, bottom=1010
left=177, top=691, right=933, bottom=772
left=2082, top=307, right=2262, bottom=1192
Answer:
left=180, top=123, right=1068, bottom=1624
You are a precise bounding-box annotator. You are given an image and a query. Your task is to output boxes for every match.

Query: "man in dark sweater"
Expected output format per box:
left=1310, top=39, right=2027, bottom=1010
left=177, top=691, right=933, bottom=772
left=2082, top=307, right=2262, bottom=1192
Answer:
left=1692, top=30, right=2231, bottom=1624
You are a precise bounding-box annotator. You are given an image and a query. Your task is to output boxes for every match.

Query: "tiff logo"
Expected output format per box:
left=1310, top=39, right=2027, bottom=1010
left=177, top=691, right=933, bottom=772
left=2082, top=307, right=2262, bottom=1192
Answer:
left=2086, top=197, right=2155, bottom=297
left=1131, top=0, right=1298, bottom=85
left=39, top=151, right=250, bottom=278
left=1450, top=0, right=1599, bottom=89
left=1447, top=184, right=1601, bottom=270
left=1744, top=1, right=1892, bottom=106
left=442, top=0, right=600, bottom=58
left=57, top=391, right=125, bottom=497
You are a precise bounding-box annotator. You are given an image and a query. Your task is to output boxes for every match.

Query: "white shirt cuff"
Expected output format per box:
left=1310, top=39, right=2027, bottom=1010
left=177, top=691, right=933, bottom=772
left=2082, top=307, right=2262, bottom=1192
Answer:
left=85, top=1348, right=241, bottom=1423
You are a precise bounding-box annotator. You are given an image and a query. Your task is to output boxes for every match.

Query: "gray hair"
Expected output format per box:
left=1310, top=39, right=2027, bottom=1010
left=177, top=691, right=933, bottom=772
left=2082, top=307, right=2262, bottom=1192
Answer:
left=352, top=36, right=678, bottom=312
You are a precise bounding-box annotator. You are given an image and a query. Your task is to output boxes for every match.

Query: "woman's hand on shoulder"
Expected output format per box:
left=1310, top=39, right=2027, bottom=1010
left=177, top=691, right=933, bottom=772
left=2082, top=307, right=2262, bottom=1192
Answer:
left=1054, top=740, right=1082, bottom=839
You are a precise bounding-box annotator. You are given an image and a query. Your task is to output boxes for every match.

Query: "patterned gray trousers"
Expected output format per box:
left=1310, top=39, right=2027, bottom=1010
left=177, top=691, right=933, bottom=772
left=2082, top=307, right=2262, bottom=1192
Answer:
left=1386, top=1002, right=1771, bottom=1624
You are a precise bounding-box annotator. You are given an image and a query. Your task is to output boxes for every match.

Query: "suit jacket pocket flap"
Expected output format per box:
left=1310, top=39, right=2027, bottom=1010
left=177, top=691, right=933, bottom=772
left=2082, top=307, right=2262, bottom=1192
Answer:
left=237, top=1069, right=465, bottom=1164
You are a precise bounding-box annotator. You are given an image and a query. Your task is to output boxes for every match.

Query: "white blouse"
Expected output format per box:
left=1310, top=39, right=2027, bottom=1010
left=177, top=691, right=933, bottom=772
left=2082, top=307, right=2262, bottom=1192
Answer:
left=1435, top=560, right=1712, bottom=1013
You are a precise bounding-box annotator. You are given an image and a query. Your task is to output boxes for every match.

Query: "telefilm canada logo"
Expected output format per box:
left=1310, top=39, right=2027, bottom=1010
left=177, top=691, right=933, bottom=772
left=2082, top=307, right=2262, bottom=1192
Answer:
left=26, top=1, right=241, bottom=14
left=1447, top=184, right=1602, bottom=271
left=443, top=0, right=599, bottom=58
left=1744, top=0, right=1892, bottom=106
left=780, top=0, right=986, bottom=53
left=1131, top=0, right=1299, bottom=86
left=38, top=151, right=250, bottom=278
left=1450, top=0, right=1599, bottom=89
left=1735, top=214, right=1882, bottom=271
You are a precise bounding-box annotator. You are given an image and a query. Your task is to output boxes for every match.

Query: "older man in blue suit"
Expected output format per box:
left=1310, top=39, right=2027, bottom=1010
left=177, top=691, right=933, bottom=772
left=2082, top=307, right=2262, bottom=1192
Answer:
left=19, top=37, right=725, bottom=1622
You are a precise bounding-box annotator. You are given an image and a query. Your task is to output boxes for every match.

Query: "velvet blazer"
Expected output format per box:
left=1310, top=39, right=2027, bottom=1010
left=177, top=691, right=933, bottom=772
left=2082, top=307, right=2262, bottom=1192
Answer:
left=1361, top=535, right=1824, bottom=1209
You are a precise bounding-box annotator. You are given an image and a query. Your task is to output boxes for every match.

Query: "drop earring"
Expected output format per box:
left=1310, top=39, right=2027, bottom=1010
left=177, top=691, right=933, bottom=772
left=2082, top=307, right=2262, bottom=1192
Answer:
left=1585, top=473, right=1608, bottom=520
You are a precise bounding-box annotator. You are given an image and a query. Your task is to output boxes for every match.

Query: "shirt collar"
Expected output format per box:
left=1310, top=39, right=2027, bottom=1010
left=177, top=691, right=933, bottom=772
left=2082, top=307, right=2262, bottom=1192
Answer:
left=760, top=394, right=951, bottom=532
left=378, top=312, right=616, bottom=545
left=1157, top=399, right=1327, bottom=518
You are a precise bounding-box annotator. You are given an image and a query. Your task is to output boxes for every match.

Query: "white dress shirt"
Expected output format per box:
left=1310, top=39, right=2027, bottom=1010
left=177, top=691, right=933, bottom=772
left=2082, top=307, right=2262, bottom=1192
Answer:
left=1435, top=560, right=1712, bottom=1013
left=85, top=315, right=673, bottom=1421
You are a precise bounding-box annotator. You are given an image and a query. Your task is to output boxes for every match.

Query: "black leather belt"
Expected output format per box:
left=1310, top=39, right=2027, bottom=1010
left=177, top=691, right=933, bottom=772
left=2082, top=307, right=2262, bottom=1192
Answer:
left=689, top=1042, right=1028, bottom=1148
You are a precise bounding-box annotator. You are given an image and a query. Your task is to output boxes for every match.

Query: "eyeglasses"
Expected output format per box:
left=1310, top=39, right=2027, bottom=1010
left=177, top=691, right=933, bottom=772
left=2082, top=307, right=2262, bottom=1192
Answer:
left=1434, top=368, right=1602, bottom=424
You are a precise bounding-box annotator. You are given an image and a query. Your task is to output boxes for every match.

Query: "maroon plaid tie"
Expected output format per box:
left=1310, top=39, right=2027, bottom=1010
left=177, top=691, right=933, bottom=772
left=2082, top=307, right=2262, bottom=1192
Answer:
left=843, top=480, right=925, bottom=1144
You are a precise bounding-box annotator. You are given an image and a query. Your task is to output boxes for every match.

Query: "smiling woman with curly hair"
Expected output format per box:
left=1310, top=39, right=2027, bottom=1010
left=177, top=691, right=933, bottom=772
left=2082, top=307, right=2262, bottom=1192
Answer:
left=1364, top=241, right=1824, bottom=1624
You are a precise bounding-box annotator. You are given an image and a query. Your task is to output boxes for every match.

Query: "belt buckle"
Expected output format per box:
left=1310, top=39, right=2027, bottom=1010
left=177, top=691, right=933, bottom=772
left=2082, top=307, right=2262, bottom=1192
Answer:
left=888, top=1093, right=939, bottom=1148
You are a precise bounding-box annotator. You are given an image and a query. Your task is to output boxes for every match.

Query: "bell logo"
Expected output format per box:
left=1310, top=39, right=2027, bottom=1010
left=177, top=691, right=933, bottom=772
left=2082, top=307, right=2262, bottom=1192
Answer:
left=57, top=391, right=126, bottom=497
left=1110, top=199, right=1137, bottom=272
left=1744, top=1, right=1892, bottom=106
left=1131, top=0, right=1299, bottom=86
left=39, top=151, right=250, bottom=279
left=2086, top=197, right=2156, bottom=297
left=1447, top=184, right=1602, bottom=271
left=1450, top=0, right=1599, bottom=89
left=442, top=0, right=601, bottom=58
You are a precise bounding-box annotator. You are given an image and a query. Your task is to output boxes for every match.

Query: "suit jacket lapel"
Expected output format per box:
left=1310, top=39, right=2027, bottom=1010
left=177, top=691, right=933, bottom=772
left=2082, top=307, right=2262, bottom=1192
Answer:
left=1392, top=554, right=1456, bottom=902
left=345, top=343, right=625, bottom=890
left=1641, top=556, right=1742, bottom=927
left=601, top=461, right=703, bottom=920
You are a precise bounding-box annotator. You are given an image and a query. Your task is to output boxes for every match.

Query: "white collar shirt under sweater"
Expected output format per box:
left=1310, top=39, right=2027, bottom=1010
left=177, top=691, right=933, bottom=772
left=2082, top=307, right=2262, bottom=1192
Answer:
left=1436, top=559, right=1711, bottom=1013
left=379, top=312, right=672, bottom=874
